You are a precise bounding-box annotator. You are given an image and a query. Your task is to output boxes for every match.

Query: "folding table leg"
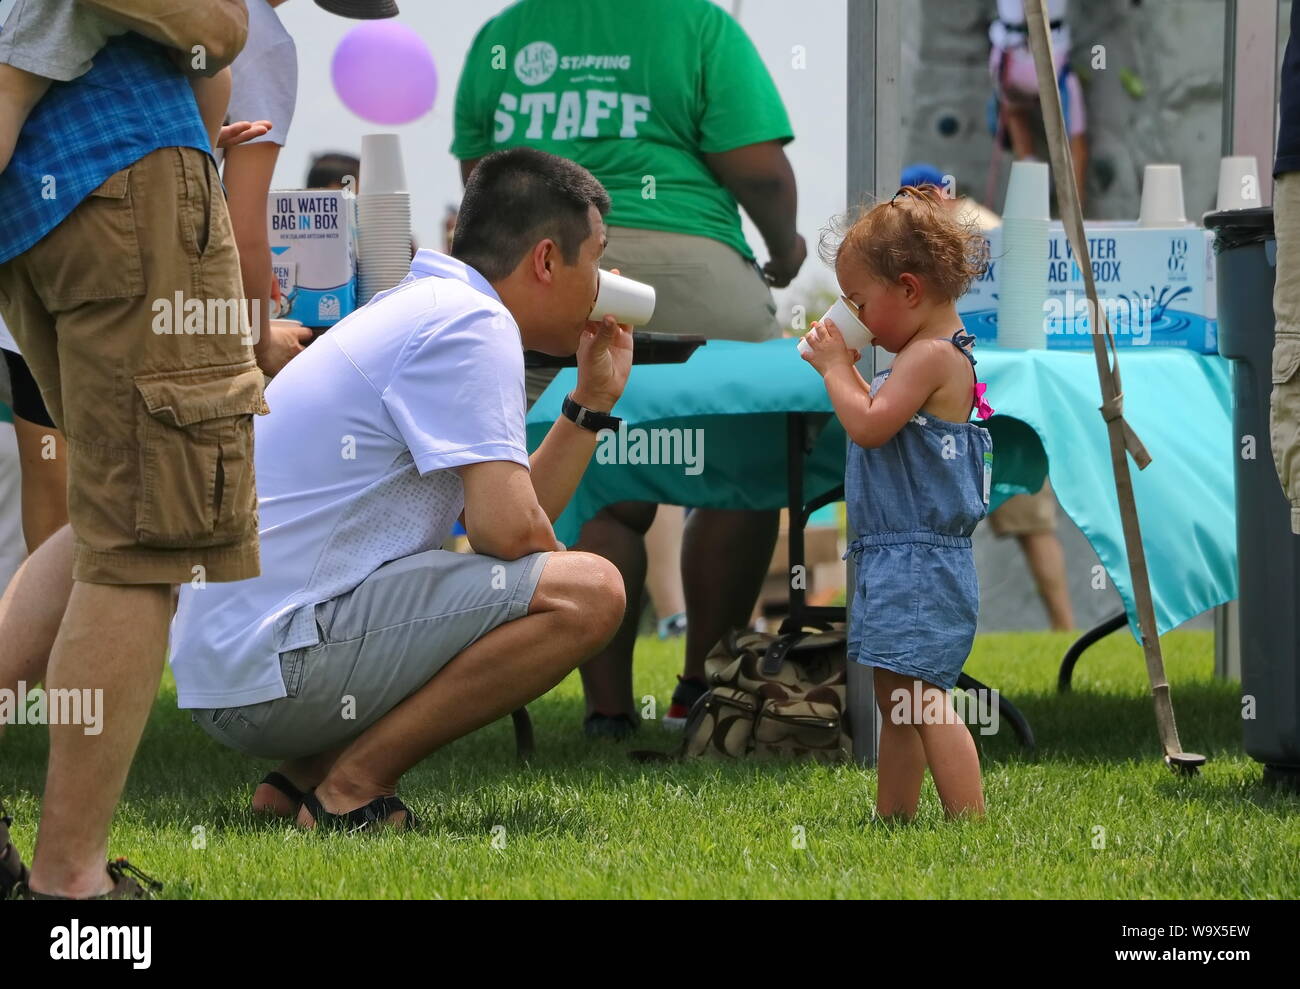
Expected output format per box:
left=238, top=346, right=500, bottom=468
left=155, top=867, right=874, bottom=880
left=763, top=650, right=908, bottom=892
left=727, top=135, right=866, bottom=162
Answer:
left=958, top=672, right=1035, bottom=752
left=511, top=708, right=534, bottom=761
left=1057, top=611, right=1128, bottom=693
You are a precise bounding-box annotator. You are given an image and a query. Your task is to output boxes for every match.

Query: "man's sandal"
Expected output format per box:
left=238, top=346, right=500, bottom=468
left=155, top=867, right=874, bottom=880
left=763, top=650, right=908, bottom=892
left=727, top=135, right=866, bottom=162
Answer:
left=256, top=772, right=306, bottom=816
left=0, top=801, right=30, bottom=899
left=11, top=858, right=162, bottom=900
left=300, top=789, right=418, bottom=834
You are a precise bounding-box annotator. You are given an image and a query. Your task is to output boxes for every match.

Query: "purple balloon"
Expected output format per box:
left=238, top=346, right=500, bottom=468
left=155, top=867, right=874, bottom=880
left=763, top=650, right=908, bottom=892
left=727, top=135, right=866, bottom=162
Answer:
left=331, top=21, right=437, bottom=125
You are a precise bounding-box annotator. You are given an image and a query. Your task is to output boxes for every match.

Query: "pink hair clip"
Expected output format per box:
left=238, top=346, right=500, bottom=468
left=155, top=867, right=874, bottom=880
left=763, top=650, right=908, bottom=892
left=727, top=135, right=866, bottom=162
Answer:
left=974, top=382, right=995, bottom=420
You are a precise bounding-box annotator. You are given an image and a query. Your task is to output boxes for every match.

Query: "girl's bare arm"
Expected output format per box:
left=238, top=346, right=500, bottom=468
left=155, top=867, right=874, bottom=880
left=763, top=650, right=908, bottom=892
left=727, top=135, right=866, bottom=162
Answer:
left=834, top=344, right=948, bottom=449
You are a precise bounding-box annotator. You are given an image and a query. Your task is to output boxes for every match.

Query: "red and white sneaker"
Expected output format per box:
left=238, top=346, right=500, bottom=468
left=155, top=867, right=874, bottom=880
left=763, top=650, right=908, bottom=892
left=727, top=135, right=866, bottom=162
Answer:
left=662, top=675, right=708, bottom=731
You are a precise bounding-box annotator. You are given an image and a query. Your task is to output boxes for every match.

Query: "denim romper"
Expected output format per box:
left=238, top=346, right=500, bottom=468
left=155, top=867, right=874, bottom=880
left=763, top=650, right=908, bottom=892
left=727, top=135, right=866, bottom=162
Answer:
left=845, top=331, right=993, bottom=690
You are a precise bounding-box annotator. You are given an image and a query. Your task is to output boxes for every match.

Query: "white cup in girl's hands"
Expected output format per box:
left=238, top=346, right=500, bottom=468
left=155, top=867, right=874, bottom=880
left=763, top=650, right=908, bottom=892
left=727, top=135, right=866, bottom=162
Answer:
left=797, top=296, right=875, bottom=356
left=590, top=269, right=656, bottom=326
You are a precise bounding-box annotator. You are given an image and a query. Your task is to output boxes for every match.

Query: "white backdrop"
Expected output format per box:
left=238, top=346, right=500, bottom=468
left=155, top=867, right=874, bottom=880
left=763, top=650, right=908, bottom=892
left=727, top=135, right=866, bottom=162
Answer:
left=0, top=0, right=848, bottom=310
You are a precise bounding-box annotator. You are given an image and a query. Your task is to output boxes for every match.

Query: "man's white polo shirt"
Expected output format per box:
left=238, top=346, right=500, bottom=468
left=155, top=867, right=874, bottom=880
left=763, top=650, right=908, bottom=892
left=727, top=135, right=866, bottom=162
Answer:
left=170, top=251, right=530, bottom=709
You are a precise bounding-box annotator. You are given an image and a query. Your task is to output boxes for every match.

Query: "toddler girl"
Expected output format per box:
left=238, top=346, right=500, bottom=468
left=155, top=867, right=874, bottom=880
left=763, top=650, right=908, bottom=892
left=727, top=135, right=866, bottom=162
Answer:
left=802, top=185, right=994, bottom=821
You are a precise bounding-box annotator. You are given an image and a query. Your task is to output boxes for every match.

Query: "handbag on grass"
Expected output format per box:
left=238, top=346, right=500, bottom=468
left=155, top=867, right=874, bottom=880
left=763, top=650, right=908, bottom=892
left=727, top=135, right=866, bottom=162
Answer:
left=635, top=627, right=853, bottom=763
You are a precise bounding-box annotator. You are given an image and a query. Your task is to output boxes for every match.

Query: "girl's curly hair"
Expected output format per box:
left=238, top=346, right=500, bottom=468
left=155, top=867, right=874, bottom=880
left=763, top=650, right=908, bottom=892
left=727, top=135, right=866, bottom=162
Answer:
left=817, top=184, right=990, bottom=302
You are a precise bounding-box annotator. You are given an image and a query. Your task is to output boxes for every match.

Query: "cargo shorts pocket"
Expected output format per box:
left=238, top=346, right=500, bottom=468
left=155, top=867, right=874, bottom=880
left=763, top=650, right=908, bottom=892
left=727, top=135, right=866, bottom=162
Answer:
left=1272, top=335, right=1300, bottom=501
left=37, top=169, right=145, bottom=304
left=133, top=362, right=267, bottom=549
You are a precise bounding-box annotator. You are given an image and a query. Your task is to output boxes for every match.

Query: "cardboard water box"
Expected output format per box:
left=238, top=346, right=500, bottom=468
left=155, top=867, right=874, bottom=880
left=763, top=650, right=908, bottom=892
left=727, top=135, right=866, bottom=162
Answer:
left=267, top=190, right=357, bottom=327
left=957, top=222, right=1218, bottom=353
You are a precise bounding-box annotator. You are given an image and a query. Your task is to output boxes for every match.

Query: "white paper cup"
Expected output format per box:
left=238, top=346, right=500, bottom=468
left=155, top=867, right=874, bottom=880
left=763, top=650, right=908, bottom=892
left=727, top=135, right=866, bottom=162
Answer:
left=1216, top=155, right=1261, bottom=211
left=1002, top=160, right=1051, bottom=220
left=797, top=296, right=875, bottom=356
left=1138, top=163, right=1187, bottom=227
left=590, top=269, right=656, bottom=326
left=361, top=134, right=407, bottom=195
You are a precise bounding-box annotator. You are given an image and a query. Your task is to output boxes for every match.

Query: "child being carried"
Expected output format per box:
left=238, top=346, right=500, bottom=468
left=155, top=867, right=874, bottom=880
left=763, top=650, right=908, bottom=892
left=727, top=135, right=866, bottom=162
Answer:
left=0, top=0, right=248, bottom=170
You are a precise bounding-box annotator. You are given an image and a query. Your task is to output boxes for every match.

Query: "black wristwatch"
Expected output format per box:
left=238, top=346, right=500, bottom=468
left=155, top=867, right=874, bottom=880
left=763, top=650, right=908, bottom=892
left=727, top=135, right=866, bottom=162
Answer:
left=562, top=392, right=622, bottom=433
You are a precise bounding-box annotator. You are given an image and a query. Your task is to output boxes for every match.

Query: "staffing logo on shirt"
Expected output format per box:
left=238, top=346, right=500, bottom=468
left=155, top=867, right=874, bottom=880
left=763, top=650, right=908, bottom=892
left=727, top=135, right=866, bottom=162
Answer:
left=515, top=41, right=559, bottom=84
left=503, top=40, right=650, bottom=141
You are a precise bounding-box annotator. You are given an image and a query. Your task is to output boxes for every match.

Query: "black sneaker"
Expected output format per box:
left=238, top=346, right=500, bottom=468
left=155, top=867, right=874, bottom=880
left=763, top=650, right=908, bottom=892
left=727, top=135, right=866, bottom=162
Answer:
left=583, top=712, right=640, bottom=740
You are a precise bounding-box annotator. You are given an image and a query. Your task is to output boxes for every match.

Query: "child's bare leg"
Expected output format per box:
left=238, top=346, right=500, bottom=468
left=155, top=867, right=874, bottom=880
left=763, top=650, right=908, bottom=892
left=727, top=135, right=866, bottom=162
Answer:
left=189, top=67, right=231, bottom=152
left=872, top=667, right=927, bottom=822
left=0, top=64, right=51, bottom=173
left=913, top=684, right=985, bottom=819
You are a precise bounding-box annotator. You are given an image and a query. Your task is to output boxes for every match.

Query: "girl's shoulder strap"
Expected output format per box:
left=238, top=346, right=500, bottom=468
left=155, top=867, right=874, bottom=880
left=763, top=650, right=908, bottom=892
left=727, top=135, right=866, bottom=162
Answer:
left=948, top=329, right=994, bottom=419
left=949, top=330, right=978, bottom=367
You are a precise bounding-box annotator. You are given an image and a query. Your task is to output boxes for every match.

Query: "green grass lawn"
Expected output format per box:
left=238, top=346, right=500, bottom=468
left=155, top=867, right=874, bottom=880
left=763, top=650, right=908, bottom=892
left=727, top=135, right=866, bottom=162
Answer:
left=4, top=629, right=1298, bottom=898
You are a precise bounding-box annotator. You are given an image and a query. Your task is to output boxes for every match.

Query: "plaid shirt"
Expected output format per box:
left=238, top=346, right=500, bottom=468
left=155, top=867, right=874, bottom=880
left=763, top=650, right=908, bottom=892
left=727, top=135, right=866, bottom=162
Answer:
left=0, top=33, right=211, bottom=265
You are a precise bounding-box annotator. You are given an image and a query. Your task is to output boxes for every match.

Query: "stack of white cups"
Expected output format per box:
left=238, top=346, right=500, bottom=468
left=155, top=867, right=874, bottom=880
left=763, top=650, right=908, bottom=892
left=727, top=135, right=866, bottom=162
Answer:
left=997, top=160, right=1050, bottom=349
left=357, top=134, right=413, bottom=304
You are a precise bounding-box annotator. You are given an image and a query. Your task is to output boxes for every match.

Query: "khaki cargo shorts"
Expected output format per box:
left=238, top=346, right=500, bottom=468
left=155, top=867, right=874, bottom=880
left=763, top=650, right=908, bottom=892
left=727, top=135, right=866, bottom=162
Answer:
left=989, top=477, right=1058, bottom=537
left=525, top=225, right=781, bottom=406
left=0, top=146, right=265, bottom=584
left=1273, top=172, right=1300, bottom=535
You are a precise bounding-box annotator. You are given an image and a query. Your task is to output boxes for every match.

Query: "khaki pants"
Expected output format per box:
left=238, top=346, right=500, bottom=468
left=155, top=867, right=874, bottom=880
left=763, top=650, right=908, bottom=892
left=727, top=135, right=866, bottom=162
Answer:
left=0, top=147, right=264, bottom=583
left=526, top=225, right=780, bottom=407
left=193, top=549, right=550, bottom=760
left=989, top=477, right=1057, bottom=536
left=1273, top=172, right=1300, bottom=534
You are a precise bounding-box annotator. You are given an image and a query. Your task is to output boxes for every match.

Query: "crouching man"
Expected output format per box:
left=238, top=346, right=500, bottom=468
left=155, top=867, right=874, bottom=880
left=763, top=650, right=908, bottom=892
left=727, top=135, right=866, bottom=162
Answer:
left=170, top=148, right=630, bottom=829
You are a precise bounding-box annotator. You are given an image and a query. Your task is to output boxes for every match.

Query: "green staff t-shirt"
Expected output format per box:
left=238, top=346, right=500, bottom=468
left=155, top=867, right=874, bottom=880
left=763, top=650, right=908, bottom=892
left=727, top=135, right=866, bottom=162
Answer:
left=451, top=0, right=793, bottom=261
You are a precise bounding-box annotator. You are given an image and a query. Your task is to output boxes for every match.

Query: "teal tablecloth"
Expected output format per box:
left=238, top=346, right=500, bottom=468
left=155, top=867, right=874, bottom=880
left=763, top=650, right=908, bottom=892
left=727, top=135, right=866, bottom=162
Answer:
left=527, top=340, right=1236, bottom=639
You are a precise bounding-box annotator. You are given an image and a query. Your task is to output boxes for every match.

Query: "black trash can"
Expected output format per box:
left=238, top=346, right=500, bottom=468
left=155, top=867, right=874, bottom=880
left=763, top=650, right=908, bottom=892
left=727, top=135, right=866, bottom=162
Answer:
left=1206, top=206, right=1300, bottom=788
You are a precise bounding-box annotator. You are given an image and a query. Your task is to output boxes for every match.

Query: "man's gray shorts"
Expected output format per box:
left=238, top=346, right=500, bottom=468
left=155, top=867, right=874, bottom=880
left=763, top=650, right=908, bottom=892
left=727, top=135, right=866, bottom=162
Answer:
left=193, top=548, right=552, bottom=760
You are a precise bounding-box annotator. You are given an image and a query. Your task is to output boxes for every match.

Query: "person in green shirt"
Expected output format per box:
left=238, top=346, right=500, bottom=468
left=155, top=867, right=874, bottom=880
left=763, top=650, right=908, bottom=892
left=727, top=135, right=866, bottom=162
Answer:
left=452, top=0, right=805, bottom=738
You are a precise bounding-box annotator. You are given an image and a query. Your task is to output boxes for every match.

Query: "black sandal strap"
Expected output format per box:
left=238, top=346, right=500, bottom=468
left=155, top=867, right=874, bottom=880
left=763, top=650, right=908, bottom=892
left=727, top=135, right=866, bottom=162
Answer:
left=260, top=772, right=306, bottom=806
left=372, top=795, right=419, bottom=831
left=302, top=790, right=417, bottom=833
